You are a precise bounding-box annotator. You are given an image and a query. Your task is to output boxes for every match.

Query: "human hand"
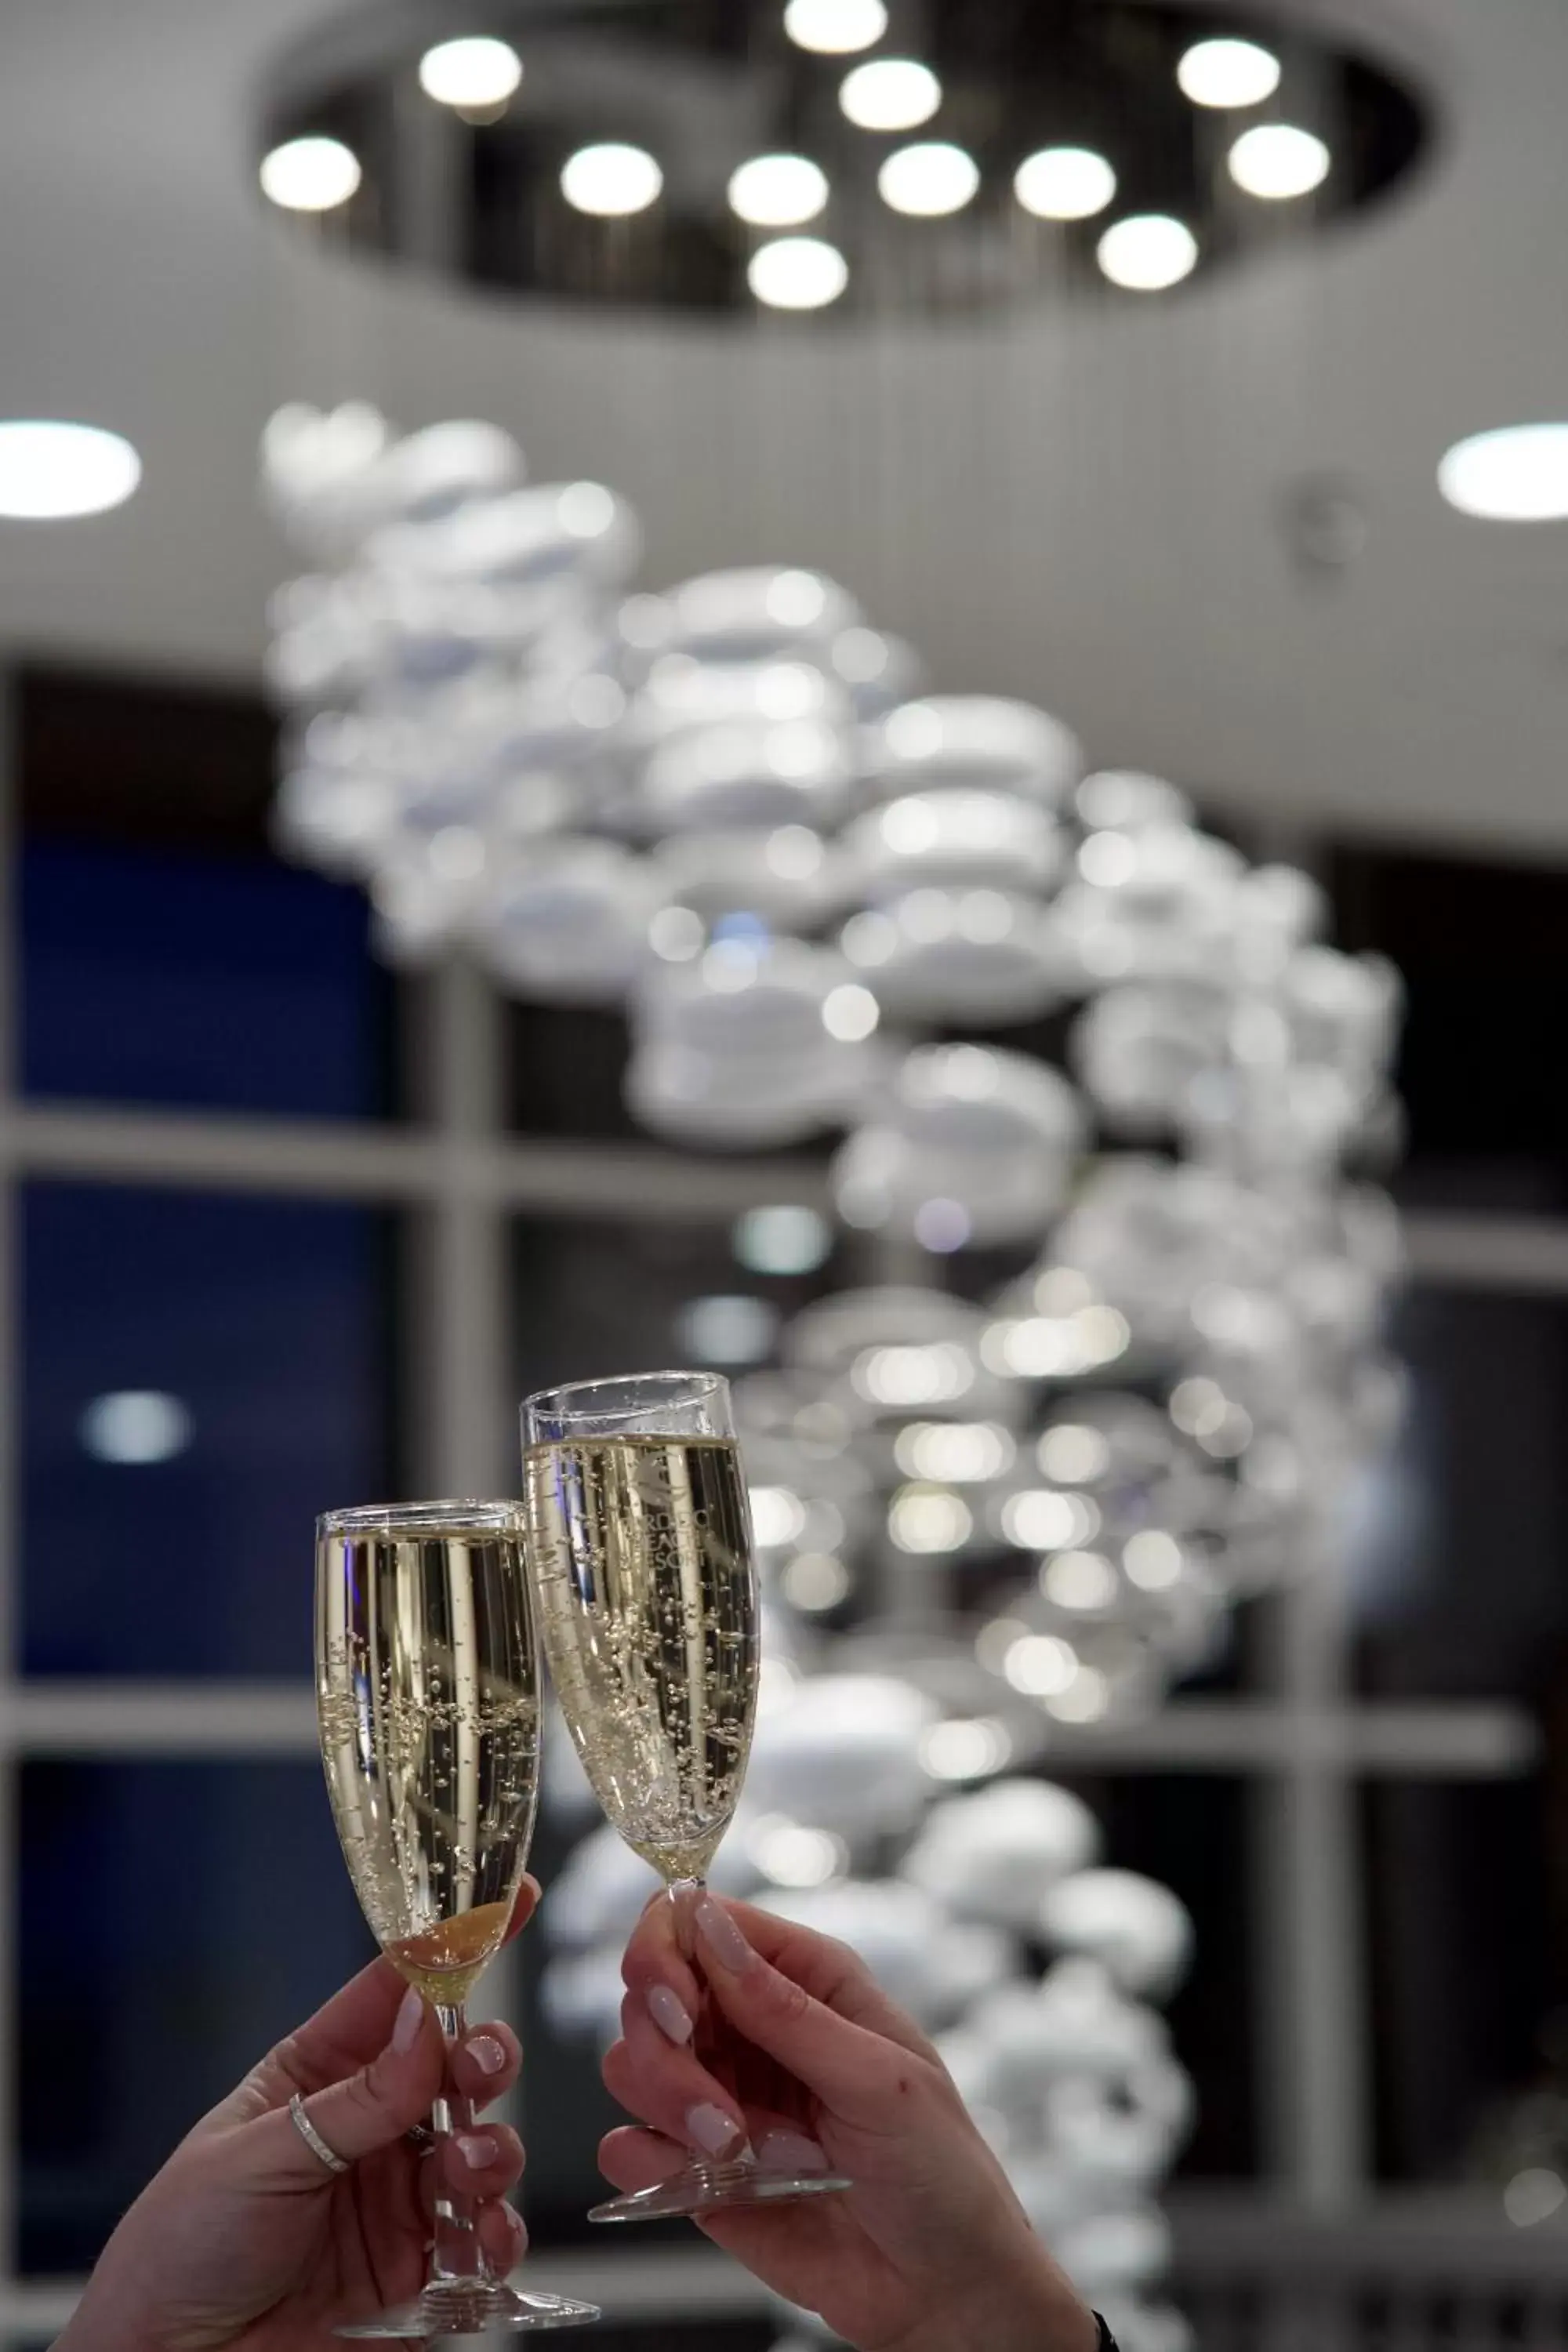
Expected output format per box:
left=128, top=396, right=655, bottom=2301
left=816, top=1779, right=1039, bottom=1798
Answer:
left=57, top=1882, right=539, bottom=2352
left=600, top=1891, right=1098, bottom=2352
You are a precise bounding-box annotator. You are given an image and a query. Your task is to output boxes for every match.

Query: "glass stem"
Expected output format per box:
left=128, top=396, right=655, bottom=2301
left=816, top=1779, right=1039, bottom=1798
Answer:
left=667, top=1875, right=754, bottom=2167
left=666, top=1873, right=705, bottom=1959
left=430, top=2002, right=492, bottom=2288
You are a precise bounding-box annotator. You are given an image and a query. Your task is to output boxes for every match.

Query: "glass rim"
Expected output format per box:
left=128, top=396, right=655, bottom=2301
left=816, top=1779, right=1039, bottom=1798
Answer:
left=316, top=1497, right=523, bottom=1537
left=521, top=1368, right=730, bottom=1431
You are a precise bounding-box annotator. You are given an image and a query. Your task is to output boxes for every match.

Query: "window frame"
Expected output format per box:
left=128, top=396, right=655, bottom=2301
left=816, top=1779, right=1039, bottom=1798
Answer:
left=0, top=671, right=1552, bottom=2329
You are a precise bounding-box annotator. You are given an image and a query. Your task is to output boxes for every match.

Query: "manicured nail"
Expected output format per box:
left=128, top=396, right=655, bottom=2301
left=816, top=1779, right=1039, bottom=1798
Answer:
left=695, top=1896, right=752, bottom=1973
left=392, top=1987, right=426, bottom=2055
left=646, top=1984, right=695, bottom=2045
left=467, top=2034, right=508, bottom=2076
left=457, top=2133, right=498, bottom=2172
left=685, top=2102, right=744, bottom=2158
left=757, top=2126, right=830, bottom=2176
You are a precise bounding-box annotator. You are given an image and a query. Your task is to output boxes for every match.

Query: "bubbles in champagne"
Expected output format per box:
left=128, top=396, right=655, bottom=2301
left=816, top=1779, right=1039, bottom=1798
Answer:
left=524, top=1438, right=759, bottom=1882
left=316, top=1526, right=541, bottom=2003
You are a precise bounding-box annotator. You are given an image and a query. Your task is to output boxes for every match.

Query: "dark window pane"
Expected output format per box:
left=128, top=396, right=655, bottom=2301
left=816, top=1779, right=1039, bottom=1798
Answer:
left=1067, top=1774, right=1258, bottom=2180
left=1364, top=1778, right=1555, bottom=2183
left=505, top=1000, right=829, bottom=1164
left=19, top=840, right=390, bottom=1119
left=507, top=1002, right=641, bottom=1143
left=18, top=1761, right=373, bottom=2274
left=511, top=1211, right=847, bottom=1397
left=1352, top=1287, right=1568, bottom=1700
left=20, top=1185, right=394, bottom=1678
left=1332, top=842, right=1568, bottom=1209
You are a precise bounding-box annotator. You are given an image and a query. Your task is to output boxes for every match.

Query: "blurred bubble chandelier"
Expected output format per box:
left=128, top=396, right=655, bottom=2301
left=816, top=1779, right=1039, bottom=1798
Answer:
left=263, top=401, right=1406, bottom=2352
left=256, top=2, right=1428, bottom=314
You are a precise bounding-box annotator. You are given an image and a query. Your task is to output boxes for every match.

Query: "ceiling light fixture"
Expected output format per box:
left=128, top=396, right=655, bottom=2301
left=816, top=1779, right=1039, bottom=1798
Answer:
left=0, top=421, right=141, bottom=519
left=1439, top=424, right=1568, bottom=521
left=840, top=59, right=942, bottom=132
left=1096, top=213, right=1198, bottom=290
left=784, top=0, right=887, bottom=53
left=258, top=7, right=1428, bottom=318
left=560, top=142, right=662, bottom=216
left=1229, top=123, right=1331, bottom=199
left=878, top=141, right=978, bottom=216
left=260, top=134, right=362, bottom=211
left=748, top=234, right=848, bottom=308
left=1177, top=37, right=1281, bottom=108
left=728, top=153, right=830, bottom=227
left=1014, top=145, right=1117, bottom=220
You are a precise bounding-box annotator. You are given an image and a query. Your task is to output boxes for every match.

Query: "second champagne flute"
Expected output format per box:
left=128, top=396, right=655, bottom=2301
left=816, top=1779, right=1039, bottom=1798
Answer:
left=317, top=1499, right=600, bottom=2333
left=522, top=1370, right=851, bottom=2222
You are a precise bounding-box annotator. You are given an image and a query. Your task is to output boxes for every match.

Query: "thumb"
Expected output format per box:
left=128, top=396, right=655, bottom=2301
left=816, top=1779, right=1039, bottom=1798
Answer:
left=281, top=1985, right=445, bottom=2175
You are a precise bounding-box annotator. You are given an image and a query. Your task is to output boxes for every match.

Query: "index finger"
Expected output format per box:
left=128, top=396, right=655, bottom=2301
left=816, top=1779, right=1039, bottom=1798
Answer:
left=620, top=1891, right=935, bottom=2064
left=619, top=1890, right=703, bottom=2033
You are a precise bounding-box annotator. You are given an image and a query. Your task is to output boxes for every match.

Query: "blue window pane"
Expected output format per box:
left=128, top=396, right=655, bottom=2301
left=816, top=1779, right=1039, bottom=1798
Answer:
left=18, top=1760, right=374, bottom=2274
left=21, top=1185, right=393, bottom=1677
left=20, top=840, right=390, bottom=1118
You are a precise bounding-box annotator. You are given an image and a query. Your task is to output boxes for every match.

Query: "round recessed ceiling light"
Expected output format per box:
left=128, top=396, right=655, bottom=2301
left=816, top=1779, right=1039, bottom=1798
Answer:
left=1014, top=145, right=1117, bottom=220
left=1229, top=123, right=1330, bottom=198
left=418, top=36, right=523, bottom=108
left=840, top=58, right=942, bottom=132
left=748, top=234, right=848, bottom=308
left=1439, top=424, right=1568, bottom=521
left=260, top=134, right=363, bottom=212
left=878, top=140, right=978, bottom=216
left=783, top=0, right=887, bottom=53
left=728, top=152, right=830, bottom=227
left=1097, top=212, right=1198, bottom=290
left=0, top=421, right=141, bottom=519
left=560, top=141, right=662, bottom=216
left=1178, top=36, right=1281, bottom=108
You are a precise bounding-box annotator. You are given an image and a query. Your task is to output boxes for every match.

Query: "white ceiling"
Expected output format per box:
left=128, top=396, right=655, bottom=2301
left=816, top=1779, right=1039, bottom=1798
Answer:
left=2, top=0, right=1567, bottom=857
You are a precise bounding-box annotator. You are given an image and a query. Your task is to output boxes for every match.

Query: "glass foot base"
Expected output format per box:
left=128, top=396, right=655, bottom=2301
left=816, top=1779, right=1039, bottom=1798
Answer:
left=336, top=2281, right=601, bottom=2336
left=589, top=2156, right=851, bottom=2223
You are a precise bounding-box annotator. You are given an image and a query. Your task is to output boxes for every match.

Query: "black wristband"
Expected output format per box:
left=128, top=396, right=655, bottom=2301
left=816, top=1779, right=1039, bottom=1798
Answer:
left=1094, top=2320, right=1119, bottom=2352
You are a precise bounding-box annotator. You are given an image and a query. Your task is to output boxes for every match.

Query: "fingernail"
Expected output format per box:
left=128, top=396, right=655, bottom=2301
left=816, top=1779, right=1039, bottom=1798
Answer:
left=685, top=2102, right=744, bottom=2158
left=467, top=2034, right=507, bottom=2076
left=392, top=1987, right=426, bottom=2056
left=457, top=2133, right=498, bottom=2171
left=646, top=1985, right=695, bottom=2045
left=695, top=1897, right=752, bottom=1974
left=757, top=2127, right=830, bottom=2176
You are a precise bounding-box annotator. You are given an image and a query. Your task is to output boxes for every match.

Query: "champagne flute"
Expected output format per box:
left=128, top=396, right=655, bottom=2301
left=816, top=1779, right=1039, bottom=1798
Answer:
left=521, top=1371, right=852, bottom=2223
left=316, top=1499, right=601, bottom=2334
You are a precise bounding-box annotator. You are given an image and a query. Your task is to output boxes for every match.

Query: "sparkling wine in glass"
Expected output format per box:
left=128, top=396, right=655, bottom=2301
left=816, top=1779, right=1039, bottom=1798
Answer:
left=521, top=1371, right=851, bottom=2223
left=316, top=1499, right=600, bottom=2334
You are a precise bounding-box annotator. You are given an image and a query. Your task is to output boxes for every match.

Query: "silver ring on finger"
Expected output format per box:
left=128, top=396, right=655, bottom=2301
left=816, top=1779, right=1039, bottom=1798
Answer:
left=289, top=2092, right=351, bottom=2176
